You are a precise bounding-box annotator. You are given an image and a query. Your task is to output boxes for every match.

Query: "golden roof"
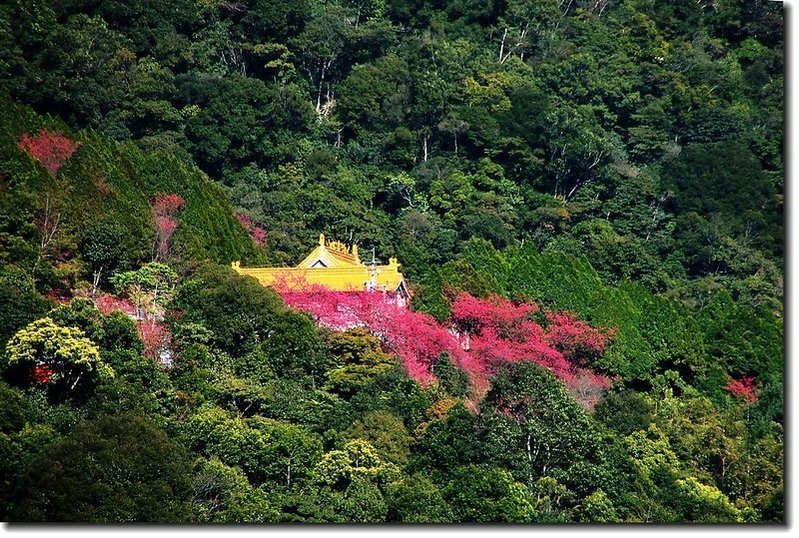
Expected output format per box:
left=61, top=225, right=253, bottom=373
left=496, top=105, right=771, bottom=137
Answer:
left=232, top=234, right=408, bottom=294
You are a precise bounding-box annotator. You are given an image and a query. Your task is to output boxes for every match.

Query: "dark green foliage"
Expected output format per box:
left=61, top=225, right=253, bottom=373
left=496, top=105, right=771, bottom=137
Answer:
left=407, top=401, right=481, bottom=483
left=697, top=291, right=783, bottom=380
left=80, top=220, right=126, bottom=292
left=0, top=382, right=27, bottom=433
left=385, top=473, right=453, bottom=522
left=444, top=464, right=537, bottom=523
left=173, top=264, right=285, bottom=357
left=481, top=362, right=600, bottom=485
left=595, top=390, right=655, bottom=436
left=182, top=407, right=324, bottom=488
left=13, top=414, right=194, bottom=522
left=0, top=266, right=51, bottom=348
left=261, top=309, right=328, bottom=381
left=191, top=457, right=279, bottom=523
left=664, top=142, right=781, bottom=260
left=432, top=353, right=470, bottom=398
left=348, top=364, right=434, bottom=433
left=343, top=410, right=412, bottom=465
left=0, top=0, right=784, bottom=524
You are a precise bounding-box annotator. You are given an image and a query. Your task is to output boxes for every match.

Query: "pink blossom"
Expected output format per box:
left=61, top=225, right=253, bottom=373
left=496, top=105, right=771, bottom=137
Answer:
left=272, top=276, right=613, bottom=403
left=252, top=226, right=267, bottom=247
left=152, top=193, right=186, bottom=218
left=18, top=129, right=78, bottom=175
left=725, top=376, right=759, bottom=404
left=235, top=211, right=267, bottom=248
left=94, top=294, right=138, bottom=317
left=235, top=211, right=253, bottom=230
left=138, top=320, right=172, bottom=362
left=30, top=364, right=54, bottom=385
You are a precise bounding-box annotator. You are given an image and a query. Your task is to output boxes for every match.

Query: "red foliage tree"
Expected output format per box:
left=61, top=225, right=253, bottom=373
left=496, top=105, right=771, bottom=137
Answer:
left=94, top=293, right=170, bottom=363
left=273, top=276, right=613, bottom=402
left=151, top=193, right=185, bottom=261
left=449, top=293, right=612, bottom=390
left=138, top=320, right=171, bottom=363
left=152, top=193, right=186, bottom=217
left=252, top=226, right=267, bottom=247
left=18, top=129, right=78, bottom=175
left=235, top=211, right=252, bottom=230
left=725, top=376, right=759, bottom=404
left=235, top=211, right=267, bottom=248
left=30, top=364, right=54, bottom=385
left=543, top=311, right=614, bottom=366
left=44, top=289, right=71, bottom=305
left=94, top=294, right=138, bottom=317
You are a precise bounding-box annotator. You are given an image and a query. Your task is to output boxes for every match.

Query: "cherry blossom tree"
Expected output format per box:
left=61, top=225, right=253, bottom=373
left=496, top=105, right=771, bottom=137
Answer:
left=236, top=211, right=268, bottom=248
left=151, top=193, right=185, bottom=261
left=725, top=376, right=759, bottom=404
left=272, top=276, right=613, bottom=402
left=18, top=129, right=78, bottom=176
left=19, top=130, right=79, bottom=280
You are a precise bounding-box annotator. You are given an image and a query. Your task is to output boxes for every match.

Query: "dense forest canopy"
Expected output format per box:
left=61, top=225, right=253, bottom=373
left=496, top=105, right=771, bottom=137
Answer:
left=0, top=0, right=784, bottom=523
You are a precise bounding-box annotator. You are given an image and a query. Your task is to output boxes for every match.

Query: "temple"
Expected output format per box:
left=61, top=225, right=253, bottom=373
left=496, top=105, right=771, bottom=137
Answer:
left=231, top=234, right=410, bottom=305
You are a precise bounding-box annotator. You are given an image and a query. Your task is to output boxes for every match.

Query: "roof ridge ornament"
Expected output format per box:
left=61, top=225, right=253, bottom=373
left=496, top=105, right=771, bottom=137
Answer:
left=233, top=236, right=409, bottom=302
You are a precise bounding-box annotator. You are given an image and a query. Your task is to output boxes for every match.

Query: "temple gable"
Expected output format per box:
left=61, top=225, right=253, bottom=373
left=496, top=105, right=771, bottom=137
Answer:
left=231, top=234, right=409, bottom=305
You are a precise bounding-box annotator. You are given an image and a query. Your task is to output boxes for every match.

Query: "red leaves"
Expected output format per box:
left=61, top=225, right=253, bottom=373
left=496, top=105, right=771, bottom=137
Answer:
left=152, top=193, right=186, bottom=218
left=30, top=364, right=54, bottom=385
left=94, top=294, right=171, bottom=363
left=725, top=376, right=759, bottom=404
left=155, top=216, right=178, bottom=259
left=94, top=294, right=137, bottom=317
left=151, top=193, right=185, bottom=260
left=236, top=211, right=267, bottom=248
left=234, top=211, right=252, bottom=230
left=544, top=311, right=613, bottom=366
left=450, top=293, right=539, bottom=337
left=252, top=226, right=267, bottom=247
left=18, top=129, right=78, bottom=175
left=138, top=321, right=171, bottom=362
left=274, top=276, right=613, bottom=401
left=449, top=293, right=613, bottom=386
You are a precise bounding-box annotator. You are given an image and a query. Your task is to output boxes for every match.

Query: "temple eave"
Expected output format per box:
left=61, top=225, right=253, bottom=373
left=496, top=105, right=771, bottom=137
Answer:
left=231, top=235, right=409, bottom=297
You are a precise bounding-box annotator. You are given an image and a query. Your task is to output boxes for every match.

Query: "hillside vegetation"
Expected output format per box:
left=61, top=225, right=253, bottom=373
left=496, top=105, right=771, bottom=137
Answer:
left=0, top=0, right=784, bottom=523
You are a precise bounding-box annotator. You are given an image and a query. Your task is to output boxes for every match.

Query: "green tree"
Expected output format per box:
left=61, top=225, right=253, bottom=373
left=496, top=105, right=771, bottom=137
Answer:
left=574, top=489, right=620, bottom=523
left=343, top=410, right=412, bottom=465
left=324, top=329, right=396, bottom=398
left=14, top=414, right=194, bottom=522
left=191, top=457, right=278, bottom=523
left=249, top=418, right=324, bottom=488
left=669, top=477, right=743, bottom=523
left=331, top=477, right=388, bottom=523
left=481, top=362, right=599, bottom=486
left=80, top=220, right=125, bottom=294
left=444, top=465, right=537, bottom=523
left=385, top=473, right=453, bottom=523
left=111, top=262, right=177, bottom=321
left=172, top=264, right=284, bottom=357
left=595, top=390, right=655, bottom=436
left=5, top=317, right=113, bottom=398
left=407, top=401, right=481, bottom=483
left=0, top=267, right=50, bottom=348
left=313, top=438, right=399, bottom=491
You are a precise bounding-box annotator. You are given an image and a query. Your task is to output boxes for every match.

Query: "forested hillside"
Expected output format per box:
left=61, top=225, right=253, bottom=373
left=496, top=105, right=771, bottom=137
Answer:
left=0, top=0, right=784, bottom=523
